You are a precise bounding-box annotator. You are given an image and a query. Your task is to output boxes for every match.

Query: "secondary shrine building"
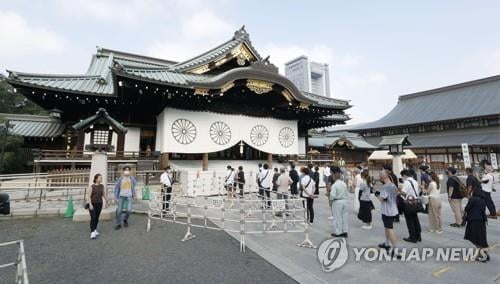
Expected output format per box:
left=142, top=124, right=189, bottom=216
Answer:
left=5, top=27, right=350, bottom=171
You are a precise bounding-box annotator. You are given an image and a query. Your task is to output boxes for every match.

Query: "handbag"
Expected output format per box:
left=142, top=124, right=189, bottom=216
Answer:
left=402, top=180, right=424, bottom=214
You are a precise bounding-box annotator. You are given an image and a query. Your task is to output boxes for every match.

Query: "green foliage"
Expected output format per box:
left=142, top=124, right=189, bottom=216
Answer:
left=0, top=135, right=28, bottom=174
left=0, top=79, right=46, bottom=115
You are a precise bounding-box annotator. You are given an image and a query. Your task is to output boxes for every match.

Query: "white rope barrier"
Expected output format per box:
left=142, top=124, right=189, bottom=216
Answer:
left=147, top=180, right=317, bottom=252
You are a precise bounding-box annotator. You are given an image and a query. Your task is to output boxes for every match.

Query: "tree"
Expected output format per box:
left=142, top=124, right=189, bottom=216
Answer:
left=0, top=78, right=46, bottom=115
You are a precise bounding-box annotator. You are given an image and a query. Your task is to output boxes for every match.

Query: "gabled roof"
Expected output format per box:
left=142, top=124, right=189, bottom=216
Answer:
left=308, top=131, right=377, bottom=149
left=73, top=108, right=127, bottom=133
left=351, top=75, right=500, bottom=131
left=170, top=26, right=262, bottom=72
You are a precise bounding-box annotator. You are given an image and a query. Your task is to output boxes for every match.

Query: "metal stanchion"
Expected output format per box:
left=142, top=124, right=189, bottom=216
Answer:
left=181, top=201, right=196, bottom=242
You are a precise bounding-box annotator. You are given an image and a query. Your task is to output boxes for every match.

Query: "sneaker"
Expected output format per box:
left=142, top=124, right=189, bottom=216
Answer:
left=450, top=223, right=459, bottom=227
left=114, top=225, right=122, bottom=230
left=94, top=230, right=100, bottom=236
left=124, top=220, right=129, bottom=228
left=90, top=231, right=96, bottom=239
left=435, top=230, right=443, bottom=234
left=361, top=225, right=372, bottom=230
left=327, top=216, right=334, bottom=220
left=428, top=229, right=435, bottom=233
left=378, top=243, right=391, bottom=250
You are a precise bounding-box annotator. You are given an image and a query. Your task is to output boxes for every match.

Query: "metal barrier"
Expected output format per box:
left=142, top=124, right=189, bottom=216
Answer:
left=0, top=240, right=29, bottom=284
left=147, top=182, right=316, bottom=252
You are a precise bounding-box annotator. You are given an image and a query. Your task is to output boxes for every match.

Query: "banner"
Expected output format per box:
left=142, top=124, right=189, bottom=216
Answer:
left=156, top=107, right=299, bottom=154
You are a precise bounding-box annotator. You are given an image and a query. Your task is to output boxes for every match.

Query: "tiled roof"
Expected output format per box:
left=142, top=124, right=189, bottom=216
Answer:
left=351, top=75, right=500, bottom=130
left=9, top=120, right=65, bottom=138
left=7, top=71, right=114, bottom=96
left=121, top=67, right=209, bottom=86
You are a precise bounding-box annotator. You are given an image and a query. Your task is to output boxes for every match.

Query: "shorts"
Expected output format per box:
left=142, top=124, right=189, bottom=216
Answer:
left=382, top=214, right=396, bottom=229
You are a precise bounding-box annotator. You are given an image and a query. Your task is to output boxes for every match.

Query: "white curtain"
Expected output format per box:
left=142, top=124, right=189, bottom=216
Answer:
left=156, top=107, right=298, bottom=154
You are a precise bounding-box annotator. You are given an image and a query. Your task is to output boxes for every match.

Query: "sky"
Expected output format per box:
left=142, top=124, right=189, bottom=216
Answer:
left=1, top=0, right=499, bottom=124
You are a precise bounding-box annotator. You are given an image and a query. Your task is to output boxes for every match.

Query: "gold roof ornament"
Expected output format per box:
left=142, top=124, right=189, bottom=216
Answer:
left=246, top=79, right=273, bottom=94
left=220, top=82, right=235, bottom=93
left=194, top=88, right=209, bottom=96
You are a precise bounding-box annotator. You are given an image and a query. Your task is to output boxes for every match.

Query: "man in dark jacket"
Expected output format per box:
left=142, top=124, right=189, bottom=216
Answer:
left=289, top=164, right=299, bottom=196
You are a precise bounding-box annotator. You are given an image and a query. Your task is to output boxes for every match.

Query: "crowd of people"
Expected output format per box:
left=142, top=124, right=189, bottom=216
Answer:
left=83, top=160, right=497, bottom=262
left=219, top=160, right=497, bottom=262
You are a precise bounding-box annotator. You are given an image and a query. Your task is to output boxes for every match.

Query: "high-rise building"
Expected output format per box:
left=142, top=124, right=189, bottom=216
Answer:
left=285, top=56, right=331, bottom=97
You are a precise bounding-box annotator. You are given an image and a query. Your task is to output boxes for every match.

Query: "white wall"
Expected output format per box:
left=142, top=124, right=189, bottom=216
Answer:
left=298, top=137, right=306, bottom=155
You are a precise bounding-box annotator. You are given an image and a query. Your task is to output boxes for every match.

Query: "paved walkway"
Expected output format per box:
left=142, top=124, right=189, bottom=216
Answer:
left=0, top=216, right=295, bottom=284
left=213, top=191, right=500, bottom=283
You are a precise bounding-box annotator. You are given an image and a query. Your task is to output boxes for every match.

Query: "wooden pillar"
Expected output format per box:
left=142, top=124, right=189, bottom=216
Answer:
left=202, top=153, right=209, bottom=171
left=160, top=152, right=169, bottom=169
left=76, top=131, right=85, bottom=151
left=267, top=153, right=272, bottom=166
left=116, top=133, right=125, bottom=157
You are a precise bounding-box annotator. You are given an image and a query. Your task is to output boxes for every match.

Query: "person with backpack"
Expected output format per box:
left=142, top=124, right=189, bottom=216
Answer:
left=300, top=167, right=316, bottom=224
left=400, top=169, right=422, bottom=243
left=446, top=167, right=465, bottom=227
left=225, top=165, right=236, bottom=199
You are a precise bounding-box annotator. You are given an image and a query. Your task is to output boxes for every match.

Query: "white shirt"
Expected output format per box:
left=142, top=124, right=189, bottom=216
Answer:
left=276, top=173, right=292, bottom=193
left=402, top=178, right=419, bottom=199
left=427, top=181, right=440, bottom=199
left=481, top=173, right=494, bottom=193
left=354, top=173, right=362, bottom=189
left=225, top=170, right=235, bottom=185
left=160, top=172, right=173, bottom=187
left=301, top=175, right=315, bottom=197
left=259, top=169, right=272, bottom=189
left=323, top=167, right=331, bottom=177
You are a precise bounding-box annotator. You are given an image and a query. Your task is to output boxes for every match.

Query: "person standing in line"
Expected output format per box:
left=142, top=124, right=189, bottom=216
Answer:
left=376, top=171, right=400, bottom=258
left=114, top=166, right=137, bottom=230
left=87, top=173, right=107, bottom=239
left=400, top=169, right=422, bottom=243
left=300, top=167, right=315, bottom=223
left=323, top=164, right=334, bottom=220
left=481, top=161, right=497, bottom=219
left=383, top=165, right=400, bottom=222
left=224, top=165, right=236, bottom=198
left=352, top=167, right=362, bottom=212
left=466, top=167, right=482, bottom=197
left=258, top=163, right=272, bottom=208
left=236, top=166, right=245, bottom=197
left=330, top=166, right=349, bottom=238
left=357, top=169, right=374, bottom=230
left=275, top=167, right=292, bottom=217
left=313, top=166, right=320, bottom=195
left=256, top=162, right=263, bottom=189
left=446, top=167, right=465, bottom=227
left=419, top=165, right=431, bottom=190
left=272, top=167, right=280, bottom=193
left=425, top=172, right=442, bottom=233
left=289, top=164, right=299, bottom=197
left=160, top=166, right=173, bottom=213
left=464, top=189, right=490, bottom=262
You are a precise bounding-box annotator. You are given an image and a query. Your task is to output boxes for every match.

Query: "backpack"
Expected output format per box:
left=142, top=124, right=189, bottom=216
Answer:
left=450, top=176, right=468, bottom=198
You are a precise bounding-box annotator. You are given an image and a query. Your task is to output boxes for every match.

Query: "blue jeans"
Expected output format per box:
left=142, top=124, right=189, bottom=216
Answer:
left=116, top=196, right=132, bottom=225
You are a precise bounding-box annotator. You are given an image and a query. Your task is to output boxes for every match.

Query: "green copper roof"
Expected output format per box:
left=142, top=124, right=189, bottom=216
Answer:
left=10, top=120, right=65, bottom=138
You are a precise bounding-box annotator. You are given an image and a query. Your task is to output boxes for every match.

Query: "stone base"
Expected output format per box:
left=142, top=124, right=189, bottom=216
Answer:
left=72, top=206, right=117, bottom=222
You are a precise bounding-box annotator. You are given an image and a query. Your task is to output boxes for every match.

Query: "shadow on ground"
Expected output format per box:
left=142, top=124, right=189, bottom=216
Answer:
left=0, top=215, right=295, bottom=284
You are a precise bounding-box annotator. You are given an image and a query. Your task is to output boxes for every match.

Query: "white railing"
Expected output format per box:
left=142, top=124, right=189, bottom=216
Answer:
left=147, top=182, right=316, bottom=252
left=0, top=240, right=29, bottom=284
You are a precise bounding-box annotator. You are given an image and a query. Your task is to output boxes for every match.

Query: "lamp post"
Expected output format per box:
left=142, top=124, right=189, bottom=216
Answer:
left=379, top=135, right=411, bottom=178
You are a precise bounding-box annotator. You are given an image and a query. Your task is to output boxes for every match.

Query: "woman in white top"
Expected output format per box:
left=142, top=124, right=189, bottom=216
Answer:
left=424, top=172, right=442, bottom=233
left=300, top=167, right=316, bottom=223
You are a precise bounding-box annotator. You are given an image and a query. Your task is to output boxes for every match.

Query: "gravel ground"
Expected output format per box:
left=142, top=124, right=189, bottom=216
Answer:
left=0, top=216, right=295, bottom=284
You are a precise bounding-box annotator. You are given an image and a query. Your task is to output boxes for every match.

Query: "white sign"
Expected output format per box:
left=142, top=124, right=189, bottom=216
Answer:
left=490, top=153, right=498, bottom=170
left=461, top=143, right=471, bottom=168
